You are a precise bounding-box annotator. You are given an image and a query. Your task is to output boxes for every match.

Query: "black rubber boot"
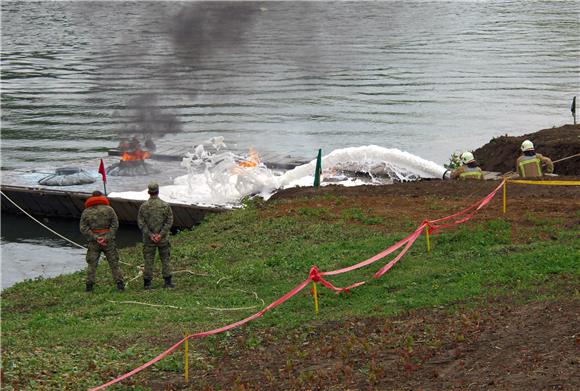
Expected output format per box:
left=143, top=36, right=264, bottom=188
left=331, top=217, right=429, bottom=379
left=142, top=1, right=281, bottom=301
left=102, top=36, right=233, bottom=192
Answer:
left=116, top=281, right=125, bottom=292
left=163, top=276, right=175, bottom=289
left=144, top=278, right=152, bottom=290
left=86, top=282, right=94, bottom=292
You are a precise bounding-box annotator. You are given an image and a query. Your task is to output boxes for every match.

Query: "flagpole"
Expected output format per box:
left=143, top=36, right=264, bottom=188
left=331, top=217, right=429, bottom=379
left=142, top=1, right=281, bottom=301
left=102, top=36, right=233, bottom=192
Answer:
left=313, top=149, right=322, bottom=188
left=98, top=159, right=108, bottom=196
left=572, top=96, right=576, bottom=125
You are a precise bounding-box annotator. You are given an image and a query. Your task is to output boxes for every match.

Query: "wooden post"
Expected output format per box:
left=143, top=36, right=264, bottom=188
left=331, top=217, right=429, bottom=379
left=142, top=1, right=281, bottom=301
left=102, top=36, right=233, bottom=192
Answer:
left=425, top=225, right=431, bottom=254
left=312, top=281, right=319, bottom=316
left=184, top=336, right=189, bottom=383
left=503, top=180, right=507, bottom=214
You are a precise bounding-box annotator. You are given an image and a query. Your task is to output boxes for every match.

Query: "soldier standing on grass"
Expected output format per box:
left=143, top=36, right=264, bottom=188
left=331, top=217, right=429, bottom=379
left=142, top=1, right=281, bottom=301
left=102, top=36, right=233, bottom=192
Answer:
left=138, top=182, right=174, bottom=289
left=80, top=191, right=125, bottom=292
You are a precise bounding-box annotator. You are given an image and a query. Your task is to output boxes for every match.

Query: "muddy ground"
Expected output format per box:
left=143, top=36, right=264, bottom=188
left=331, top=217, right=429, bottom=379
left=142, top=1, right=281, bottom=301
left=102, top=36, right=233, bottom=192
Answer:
left=473, top=124, right=579, bottom=176
left=179, top=289, right=578, bottom=391
left=153, top=178, right=579, bottom=391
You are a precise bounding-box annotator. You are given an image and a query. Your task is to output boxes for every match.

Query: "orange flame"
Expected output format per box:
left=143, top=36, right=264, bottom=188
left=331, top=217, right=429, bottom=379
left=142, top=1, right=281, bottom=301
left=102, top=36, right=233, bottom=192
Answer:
left=237, top=148, right=260, bottom=168
left=121, top=148, right=151, bottom=161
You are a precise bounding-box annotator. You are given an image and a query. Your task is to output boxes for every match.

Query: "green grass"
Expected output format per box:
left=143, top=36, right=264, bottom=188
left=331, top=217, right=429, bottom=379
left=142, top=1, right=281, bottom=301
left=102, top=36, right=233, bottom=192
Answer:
left=1, top=200, right=578, bottom=390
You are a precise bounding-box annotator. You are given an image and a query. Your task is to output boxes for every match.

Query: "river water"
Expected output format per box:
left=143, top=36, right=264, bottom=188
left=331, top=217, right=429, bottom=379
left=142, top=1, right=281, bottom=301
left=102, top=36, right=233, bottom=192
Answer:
left=1, top=1, right=579, bottom=288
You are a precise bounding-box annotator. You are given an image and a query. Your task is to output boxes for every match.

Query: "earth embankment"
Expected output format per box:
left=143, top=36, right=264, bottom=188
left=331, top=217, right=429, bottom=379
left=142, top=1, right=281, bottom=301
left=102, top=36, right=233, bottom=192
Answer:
left=472, top=123, right=579, bottom=175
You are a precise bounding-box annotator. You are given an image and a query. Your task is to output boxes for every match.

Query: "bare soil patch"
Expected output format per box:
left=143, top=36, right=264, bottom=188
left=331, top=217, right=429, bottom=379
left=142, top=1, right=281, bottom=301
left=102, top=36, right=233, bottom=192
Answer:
left=472, top=124, right=580, bottom=175
left=155, top=278, right=578, bottom=391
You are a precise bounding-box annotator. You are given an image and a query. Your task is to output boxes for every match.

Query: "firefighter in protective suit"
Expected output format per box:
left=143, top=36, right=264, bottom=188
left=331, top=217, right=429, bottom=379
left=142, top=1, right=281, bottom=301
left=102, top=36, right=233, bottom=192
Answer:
left=516, top=140, right=553, bottom=178
left=451, top=152, right=484, bottom=180
left=80, top=191, right=124, bottom=292
left=138, top=182, right=174, bottom=289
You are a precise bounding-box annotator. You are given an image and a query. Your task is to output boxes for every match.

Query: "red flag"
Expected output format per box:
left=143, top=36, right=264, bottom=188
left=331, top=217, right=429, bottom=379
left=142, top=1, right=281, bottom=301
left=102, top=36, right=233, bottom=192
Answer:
left=98, top=159, right=107, bottom=183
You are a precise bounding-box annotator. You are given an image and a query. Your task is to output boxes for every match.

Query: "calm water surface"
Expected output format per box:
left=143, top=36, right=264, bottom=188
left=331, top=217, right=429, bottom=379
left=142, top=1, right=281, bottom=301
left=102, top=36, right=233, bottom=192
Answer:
left=1, top=1, right=579, bottom=287
left=2, top=1, right=578, bottom=169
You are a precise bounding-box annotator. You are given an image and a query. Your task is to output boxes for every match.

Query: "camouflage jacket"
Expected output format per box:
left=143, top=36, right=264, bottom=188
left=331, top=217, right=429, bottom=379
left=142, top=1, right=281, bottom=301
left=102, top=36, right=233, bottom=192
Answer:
left=80, top=202, right=119, bottom=242
left=137, top=196, right=173, bottom=243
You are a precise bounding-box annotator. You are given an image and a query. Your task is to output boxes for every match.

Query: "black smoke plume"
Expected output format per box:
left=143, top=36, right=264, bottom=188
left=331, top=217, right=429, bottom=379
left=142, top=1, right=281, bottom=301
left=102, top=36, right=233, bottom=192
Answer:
left=115, top=2, right=262, bottom=139
left=115, top=93, right=182, bottom=136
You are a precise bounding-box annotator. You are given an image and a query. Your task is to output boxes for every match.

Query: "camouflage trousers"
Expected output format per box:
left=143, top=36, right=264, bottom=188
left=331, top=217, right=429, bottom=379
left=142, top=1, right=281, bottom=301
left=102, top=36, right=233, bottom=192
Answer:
left=143, top=242, right=172, bottom=280
left=86, top=241, right=124, bottom=285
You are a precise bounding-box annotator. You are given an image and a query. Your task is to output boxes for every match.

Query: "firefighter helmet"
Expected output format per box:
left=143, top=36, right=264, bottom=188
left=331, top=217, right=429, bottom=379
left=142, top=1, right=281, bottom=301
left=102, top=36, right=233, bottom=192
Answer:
left=461, top=151, right=475, bottom=164
left=521, top=140, right=534, bottom=152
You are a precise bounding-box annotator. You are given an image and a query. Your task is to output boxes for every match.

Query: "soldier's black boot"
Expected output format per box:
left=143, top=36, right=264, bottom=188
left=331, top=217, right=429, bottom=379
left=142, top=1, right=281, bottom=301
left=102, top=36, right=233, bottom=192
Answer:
left=86, top=282, right=94, bottom=292
left=116, top=281, right=125, bottom=292
left=144, top=278, right=152, bottom=290
left=163, top=276, right=175, bottom=289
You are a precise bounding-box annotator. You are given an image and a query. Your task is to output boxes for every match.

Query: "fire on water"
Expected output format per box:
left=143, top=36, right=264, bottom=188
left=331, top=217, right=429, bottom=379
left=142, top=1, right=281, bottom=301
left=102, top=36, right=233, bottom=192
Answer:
left=236, top=148, right=260, bottom=168
left=121, top=149, right=151, bottom=162
left=109, top=145, right=448, bottom=208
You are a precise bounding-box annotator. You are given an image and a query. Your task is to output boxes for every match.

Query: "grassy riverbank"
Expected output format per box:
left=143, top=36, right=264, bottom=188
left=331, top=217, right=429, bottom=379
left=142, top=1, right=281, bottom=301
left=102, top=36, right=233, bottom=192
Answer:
left=2, top=181, right=579, bottom=390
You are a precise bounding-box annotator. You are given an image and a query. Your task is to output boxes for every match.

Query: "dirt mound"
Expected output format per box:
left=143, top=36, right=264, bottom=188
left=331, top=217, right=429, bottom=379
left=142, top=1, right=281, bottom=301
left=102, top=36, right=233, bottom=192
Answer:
left=473, top=124, right=580, bottom=175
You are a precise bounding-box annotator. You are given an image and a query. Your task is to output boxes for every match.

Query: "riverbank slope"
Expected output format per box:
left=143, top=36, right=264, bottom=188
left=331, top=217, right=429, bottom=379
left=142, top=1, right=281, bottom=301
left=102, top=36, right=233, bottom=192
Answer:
left=2, top=176, right=579, bottom=390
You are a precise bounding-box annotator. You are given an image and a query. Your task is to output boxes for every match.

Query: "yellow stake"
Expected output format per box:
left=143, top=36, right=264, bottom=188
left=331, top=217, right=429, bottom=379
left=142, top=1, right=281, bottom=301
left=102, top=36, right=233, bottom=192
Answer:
left=503, top=180, right=507, bottom=214
left=184, top=336, right=189, bottom=383
left=312, top=281, right=319, bottom=316
left=425, top=225, right=431, bottom=254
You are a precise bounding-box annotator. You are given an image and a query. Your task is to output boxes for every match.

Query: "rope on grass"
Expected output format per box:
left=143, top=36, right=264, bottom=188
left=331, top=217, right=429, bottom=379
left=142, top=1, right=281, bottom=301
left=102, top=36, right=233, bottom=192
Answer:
left=107, top=300, right=183, bottom=310
left=106, top=288, right=264, bottom=312
left=204, top=288, right=265, bottom=312
left=204, top=304, right=261, bottom=311
left=173, top=269, right=210, bottom=277
left=124, top=267, right=144, bottom=286
left=124, top=268, right=209, bottom=287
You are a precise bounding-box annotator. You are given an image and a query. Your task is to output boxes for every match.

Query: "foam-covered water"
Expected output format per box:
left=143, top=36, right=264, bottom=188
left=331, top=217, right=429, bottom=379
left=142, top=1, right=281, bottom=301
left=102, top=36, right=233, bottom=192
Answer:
left=110, top=144, right=446, bottom=207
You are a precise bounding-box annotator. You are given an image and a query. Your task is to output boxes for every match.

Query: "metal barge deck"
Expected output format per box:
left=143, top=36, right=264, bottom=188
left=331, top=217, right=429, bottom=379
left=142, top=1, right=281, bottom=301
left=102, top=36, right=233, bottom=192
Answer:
left=1, top=185, right=224, bottom=229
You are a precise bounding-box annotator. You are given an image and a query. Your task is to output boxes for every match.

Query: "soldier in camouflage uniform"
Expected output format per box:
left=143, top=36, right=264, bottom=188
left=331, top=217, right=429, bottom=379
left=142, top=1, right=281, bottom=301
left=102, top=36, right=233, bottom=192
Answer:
left=80, top=191, right=124, bottom=292
left=138, top=182, right=174, bottom=289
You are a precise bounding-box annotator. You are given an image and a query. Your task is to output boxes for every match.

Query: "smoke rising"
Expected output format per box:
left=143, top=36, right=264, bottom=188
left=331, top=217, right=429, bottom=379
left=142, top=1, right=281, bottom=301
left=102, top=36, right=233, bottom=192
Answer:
left=171, top=2, right=260, bottom=59
left=113, top=2, right=262, bottom=139
left=115, top=93, right=182, bottom=136
left=88, top=1, right=321, bottom=147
